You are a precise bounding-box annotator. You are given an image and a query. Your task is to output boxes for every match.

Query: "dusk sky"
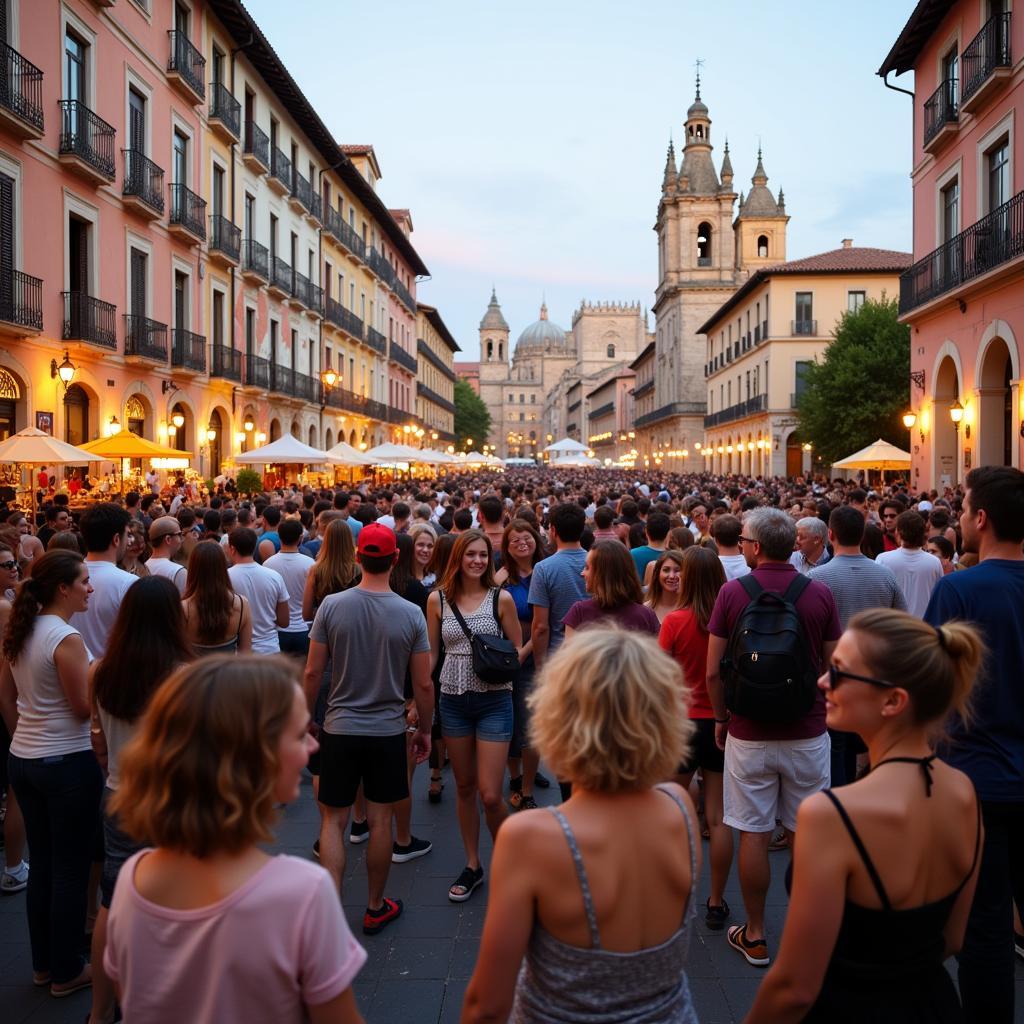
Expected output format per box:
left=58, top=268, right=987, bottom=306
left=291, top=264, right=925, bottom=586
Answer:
left=244, top=0, right=917, bottom=360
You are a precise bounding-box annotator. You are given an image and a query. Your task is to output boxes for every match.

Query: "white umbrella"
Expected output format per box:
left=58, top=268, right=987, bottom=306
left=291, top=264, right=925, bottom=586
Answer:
left=831, top=438, right=912, bottom=471
left=416, top=449, right=456, bottom=464
left=550, top=454, right=601, bottom=468
left=543, top=437, right=588, bottom=454
left=364, top=442, right=424, bottom=462
left=234, top=435, right=327, bottom=464
left=0, top=427, right=97, bottom=524
left=325, top=441, right=377, bottom=466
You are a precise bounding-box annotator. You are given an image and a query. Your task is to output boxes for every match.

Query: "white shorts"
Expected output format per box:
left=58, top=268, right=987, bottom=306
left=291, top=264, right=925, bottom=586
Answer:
left=723, top=732, right=831, bottom=833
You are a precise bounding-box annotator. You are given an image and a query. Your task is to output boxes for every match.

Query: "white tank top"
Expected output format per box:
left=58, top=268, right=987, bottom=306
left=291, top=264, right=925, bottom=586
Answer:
left=9, top=615, right=91, bottom=759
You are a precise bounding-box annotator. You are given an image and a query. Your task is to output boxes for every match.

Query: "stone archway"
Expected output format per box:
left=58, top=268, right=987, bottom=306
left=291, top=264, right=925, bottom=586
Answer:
left=308, top=423, right=318, bottom=448
left=207, top=408, right=226, bottom=477
left=0, top=365, right=27, bottom=442
left=269, top=418, right=282, bottom=442
left=977, top=336, right=1014, bottom=468
left=324, top=427, right=334, bottom=451
left=290, top=419, right=301, bottom=439
left=933, top=355, right=960, bottom=486
left=168, top=400, right=194, bottom=456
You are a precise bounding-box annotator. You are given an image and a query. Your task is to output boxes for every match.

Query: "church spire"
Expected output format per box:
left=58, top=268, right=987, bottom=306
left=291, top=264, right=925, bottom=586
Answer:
left=719, top=138, right=733, bottom=191
left=662, top=138, right=677, bottom=194
left=752, top=144, right=768, bottom=185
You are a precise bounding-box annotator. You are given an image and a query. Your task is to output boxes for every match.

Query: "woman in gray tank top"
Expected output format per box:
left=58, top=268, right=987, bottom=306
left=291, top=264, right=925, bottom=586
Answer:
left=462, top=628, right=702, bottom=1023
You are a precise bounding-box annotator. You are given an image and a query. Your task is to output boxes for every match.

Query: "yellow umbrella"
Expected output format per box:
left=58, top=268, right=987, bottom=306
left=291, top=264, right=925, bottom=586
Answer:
left=81, top=428, right=192, bottom=460
left=831, top=438, right=912, bottom=471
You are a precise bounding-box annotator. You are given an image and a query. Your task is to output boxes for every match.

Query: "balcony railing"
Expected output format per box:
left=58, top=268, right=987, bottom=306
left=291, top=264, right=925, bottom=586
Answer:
left=962, top=13, right=1012, bottom=105
left=243, top=352, right=270, bottom=389
left=366, top=326, right=387, bottom=354
left=791, top=319, right=817, bottom=335
left=324, top=386, right=387, bottom=421
left=58, top=99, right=115, bottom=179
left=326, top=297, right=364, bottom=339
left=62, top=291, right=116, bottom=348
left=123, top=314, right=168, bottom=361
left=171, top=327, right=206, bottom=371
left=208, top=81, right=239, bottom=137
left=209, top=343, right=242, bottom=382
left=169, top=183, right=206, bottom=240
left=0, top=41, right=44, bottom=134
left=270, top=256, right=292, bottom=294
left=389, top=340, right=417, bottom=373
left=900, top=188, right=1024, bottom=314
left=394, top=277, right=415, bottom=313
left=417, top=339, right=457, bottom=380
left=269, top=362, right=292, bottom=395
left=703, top=394, right=767, bottom=429
left=309, top=192, right=322, bottom=224
left=209, top=214, right=240, bottom=262
left=632, top=378, right=654, bottom=400
left=167, top=30, right=205, bottom=100
left=292, top=371, right=318, bottom=403
left=368, top=248, right=396, bottom=288
left=242, top=239, right=269, bottom=279
left=335, top=215, right=366, bottom=260
left=122, top=149, right=164, bottom=214
left=0, top=269, right=42, bottom=331
left=923, top=78, right=958, bottom=147
left=291, top=270, right=323, bottom=315
left=416, top=382, right=456, bottom=413
left=697, top=256, right=712, bottom=267
left=634, top=400, right=704, bottom=429
left=243, top=121, right=269, bottom=169
left=270, top=146, right=291, bottom=190
left=590, top=401, right=615, bottom=420
left=291, top=170, right=313, bottom=213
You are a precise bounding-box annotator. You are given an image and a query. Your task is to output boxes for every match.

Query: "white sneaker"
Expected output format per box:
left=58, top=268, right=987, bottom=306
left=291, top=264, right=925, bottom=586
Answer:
left=1, top=860, right=28, bottom=894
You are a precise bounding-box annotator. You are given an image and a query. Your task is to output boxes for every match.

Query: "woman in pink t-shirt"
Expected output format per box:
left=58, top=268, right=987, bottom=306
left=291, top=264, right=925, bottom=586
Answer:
left=105, top=656, right=366, bottom=1023
left=658, top=545, right=732, bottom=931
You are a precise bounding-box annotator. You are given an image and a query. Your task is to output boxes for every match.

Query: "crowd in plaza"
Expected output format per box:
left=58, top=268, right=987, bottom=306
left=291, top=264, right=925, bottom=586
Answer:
left=0, top=461, right=1021, bottom=1023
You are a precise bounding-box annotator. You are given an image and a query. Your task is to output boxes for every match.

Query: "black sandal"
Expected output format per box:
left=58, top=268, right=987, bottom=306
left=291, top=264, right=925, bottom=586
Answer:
left=448, top=865, right=484, bottom=902
left=428, top=776, right=444, bottom=804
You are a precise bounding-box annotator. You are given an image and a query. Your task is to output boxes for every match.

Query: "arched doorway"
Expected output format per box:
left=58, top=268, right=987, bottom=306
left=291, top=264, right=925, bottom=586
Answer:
left=785, top=431, right=805, bottom=478
left=978, top=337, right=1013, bottom=467
left=933, top=356, right=960, bottom=486
left=65, top=384, right=90, bottom=446
left=0, top=366, right=25, bottom=441
left=169, top=401, right=192, bottom=456
left=269, top=418, right=282, bottom=441
left=349, top=428, right=357, bottom=447
left=290, top=419, right=300, bottom=439
left=208, top=409, right=225, bottom=477
left=308, top=424, right=317, bottom=448
left=125, top=395, right=148, bottom=438
left=324, top=427, right=334, bottom=451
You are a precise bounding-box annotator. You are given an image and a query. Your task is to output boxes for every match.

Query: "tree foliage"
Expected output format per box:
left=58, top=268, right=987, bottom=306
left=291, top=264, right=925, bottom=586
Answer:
left=796, top=296, right=910, bottom=467
left=235, top=468, right=263, bottom=495
left=454, top=377, right=491, bottom=448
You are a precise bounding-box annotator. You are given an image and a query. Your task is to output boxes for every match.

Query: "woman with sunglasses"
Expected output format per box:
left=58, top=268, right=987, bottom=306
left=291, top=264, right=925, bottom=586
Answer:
left=745, top=609, right=984, bottom=1023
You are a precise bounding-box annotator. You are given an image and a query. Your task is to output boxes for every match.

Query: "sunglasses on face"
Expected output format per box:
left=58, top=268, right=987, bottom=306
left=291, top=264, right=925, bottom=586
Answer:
left=825, top=665, right=897, bottom=691
left=0, top=560, right=18, bottom=571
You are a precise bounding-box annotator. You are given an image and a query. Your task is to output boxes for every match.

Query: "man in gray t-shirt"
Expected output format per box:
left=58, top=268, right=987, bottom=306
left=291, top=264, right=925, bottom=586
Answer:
left=304, top=523, right=433, bottom=936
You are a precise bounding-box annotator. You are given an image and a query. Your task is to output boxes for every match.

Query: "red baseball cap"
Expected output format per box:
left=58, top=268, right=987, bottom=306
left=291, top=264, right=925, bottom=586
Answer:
left=357, top=523, right=397, bottom=557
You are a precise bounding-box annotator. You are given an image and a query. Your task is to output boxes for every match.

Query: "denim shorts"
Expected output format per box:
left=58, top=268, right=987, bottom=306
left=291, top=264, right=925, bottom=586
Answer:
left=100, top=788, right=143, bottom=908
left=440, top=690, right=514, bottom=743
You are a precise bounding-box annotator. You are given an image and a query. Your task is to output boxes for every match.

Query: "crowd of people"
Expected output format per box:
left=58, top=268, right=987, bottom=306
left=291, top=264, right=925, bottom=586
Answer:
left=0, top=463, right=1021, bottom=1023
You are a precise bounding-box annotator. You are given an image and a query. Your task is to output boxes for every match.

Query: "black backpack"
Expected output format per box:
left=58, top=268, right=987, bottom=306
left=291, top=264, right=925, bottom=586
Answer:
left=721, top=574, right=818, bottom=723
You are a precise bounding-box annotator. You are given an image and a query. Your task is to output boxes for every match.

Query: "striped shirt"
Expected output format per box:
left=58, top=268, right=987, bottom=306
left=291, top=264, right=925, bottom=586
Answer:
left=809, top=554, right=907, bottom=629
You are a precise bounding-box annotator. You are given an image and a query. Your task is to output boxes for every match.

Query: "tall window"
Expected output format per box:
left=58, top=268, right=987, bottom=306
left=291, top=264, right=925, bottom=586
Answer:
left=244, top=193, right=255, bottom=240
left=129, top=247, right=146, bottom=318
left=697, top=222, right=712, bottom=264
left=212, top=165, right=225, bottom=217
left=128, top=88, right=146, bottom=155
left=64, top=31, right=86, bottom=103
left=941, top=179, right=959, bottom=241
left=848, top=291, right=866, bottom=312
left=212, top=290, right=224, bottom=348
left=607, top=343, right=615, bottom=358
left=794, top=360, right=812, bottom=402
left=987, top=138, right=1010, bottom=212
left=794, top=292, right=813, bottom=333
left=174, top=270, right=187, bottom=329
left=942, top=46, right=958, bottom=110
left=172, top=130, right=187, bottom=185
left=757, top=234, right=768, bottom=258
left=245, top=307, right=255, bottom=356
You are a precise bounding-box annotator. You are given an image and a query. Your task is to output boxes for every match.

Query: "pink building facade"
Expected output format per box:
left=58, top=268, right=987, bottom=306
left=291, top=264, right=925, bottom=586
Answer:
left=882, top=0, right=1023, bottom=489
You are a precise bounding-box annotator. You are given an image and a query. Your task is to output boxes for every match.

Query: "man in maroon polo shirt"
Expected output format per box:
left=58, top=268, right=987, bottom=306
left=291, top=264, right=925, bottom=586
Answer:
left=706, top=507, right=841, bottom=969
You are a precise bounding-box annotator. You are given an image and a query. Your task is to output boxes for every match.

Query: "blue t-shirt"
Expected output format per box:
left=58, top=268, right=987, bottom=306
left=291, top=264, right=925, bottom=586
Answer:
left=630, top=545, right=662, bottom=580
left=924, top=558, right=1024, bottom=802
left=528, top=549, right=588, bottom=653
left=300, top=538, right=322, bottom=560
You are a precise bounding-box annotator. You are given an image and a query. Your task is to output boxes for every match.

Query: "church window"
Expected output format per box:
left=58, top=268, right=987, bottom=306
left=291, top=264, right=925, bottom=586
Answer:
left=531, top=394, right=535, bottom=403
left=697, top=223, right=712, bottom=265
left=520, top=394, right=524, bottom=403
left=487, top=341, right=493, bottom=359
left=607, top=343, right=615, bottom=358
left=758, top=234, right=769, bottom=258
left=508, top=393, right=514, bottom=403
left=519, top=412, right=524, bottom=422
left=498, top=342, right=503, bottom=359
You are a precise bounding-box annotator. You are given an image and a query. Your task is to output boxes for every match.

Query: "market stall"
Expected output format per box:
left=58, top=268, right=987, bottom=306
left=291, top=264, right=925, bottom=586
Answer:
left=0, top=427, right=97, bottom=525
left=80, top=429, right=193, bottom=494
left=234, top=435, right=328, bottom=489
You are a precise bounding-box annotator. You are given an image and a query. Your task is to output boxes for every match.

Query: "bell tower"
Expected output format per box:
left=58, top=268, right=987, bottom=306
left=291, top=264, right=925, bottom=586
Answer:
left=734, top=147, right=789, bottom=271
left=477, top=288, right=510, bottom=452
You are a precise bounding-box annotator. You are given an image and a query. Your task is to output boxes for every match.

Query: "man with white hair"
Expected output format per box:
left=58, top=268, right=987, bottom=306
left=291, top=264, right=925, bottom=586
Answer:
left=789, top=516, right=831, bottom=575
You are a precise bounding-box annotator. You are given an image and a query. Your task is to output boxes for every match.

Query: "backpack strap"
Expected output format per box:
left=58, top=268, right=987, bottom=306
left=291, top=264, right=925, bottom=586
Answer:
left=737, top=573, right=764, bottom=602
left=782, top=572, right=812, bottom=605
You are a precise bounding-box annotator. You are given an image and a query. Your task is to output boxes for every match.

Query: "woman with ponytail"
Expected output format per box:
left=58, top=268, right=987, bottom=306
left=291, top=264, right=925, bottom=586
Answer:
left=0, top=551, right=102, bottom=997
left=746, top=609, right=985, bottom=1023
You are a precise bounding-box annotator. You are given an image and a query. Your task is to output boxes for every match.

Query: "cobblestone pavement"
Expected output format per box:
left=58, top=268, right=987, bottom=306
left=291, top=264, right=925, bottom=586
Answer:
left=2, top=767, right=1022, bottom=1023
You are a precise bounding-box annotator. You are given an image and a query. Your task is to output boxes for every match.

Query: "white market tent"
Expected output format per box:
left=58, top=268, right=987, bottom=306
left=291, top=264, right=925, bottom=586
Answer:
left=831, top=438, right=912, bottom=471
left=550, top=454, right=601, bottom=468
left=234, top=435, right=327, bottom=464
left=0, top=427, right=97, bottom=522
left=417, top=449, right=457, bottom=464
left=325, top=441, right=377, bottom=467
left=543, top=437, right=588, bottom=454
left=364, top=442, right=424, bottom=463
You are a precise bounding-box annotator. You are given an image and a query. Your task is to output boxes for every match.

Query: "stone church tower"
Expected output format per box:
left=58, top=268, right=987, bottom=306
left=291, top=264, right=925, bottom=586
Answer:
left=477, top=288, right=510, bottom=451
left=648, top=76, right=788, bottom=471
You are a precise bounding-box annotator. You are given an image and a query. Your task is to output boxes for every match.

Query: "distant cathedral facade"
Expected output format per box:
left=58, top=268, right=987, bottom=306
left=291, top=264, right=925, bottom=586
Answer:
left=647, top=76, right=788, bottom=470
left=477, top=292, right=650, bottom=458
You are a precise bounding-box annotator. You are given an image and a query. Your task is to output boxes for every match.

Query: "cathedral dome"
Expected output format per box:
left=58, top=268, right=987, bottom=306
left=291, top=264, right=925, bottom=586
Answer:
left=515, top=302, right=568, bottom=353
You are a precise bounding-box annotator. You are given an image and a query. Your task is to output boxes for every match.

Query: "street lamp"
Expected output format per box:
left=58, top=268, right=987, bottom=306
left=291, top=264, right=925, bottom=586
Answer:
left=320, top=366, right=339, bottom=390
left=949, top=400, right=964, bottom=430
left=172, top=411, right=185, bottom=429
left=206, top=428, right=217, bottom=443
left=902, top=411, right=917, bottom=430
left=50, top=350, right=76, bottom=390
left=107, top=415, right=120, bottom=436
left=243, top=417, right=255, bottom=432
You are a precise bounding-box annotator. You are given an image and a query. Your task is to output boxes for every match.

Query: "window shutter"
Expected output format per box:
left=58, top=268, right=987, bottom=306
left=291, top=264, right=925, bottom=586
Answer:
left=130, top=248, right=146, bottom=318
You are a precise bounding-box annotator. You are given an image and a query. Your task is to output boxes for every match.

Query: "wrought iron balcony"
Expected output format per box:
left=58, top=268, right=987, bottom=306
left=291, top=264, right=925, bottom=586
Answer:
left=243, top=352, right=271, bottom=389
left=269, top=146, right=291, bottom=193
left=171, top=327, right=206, bottom=372
left=62, top=291, right=116, bottom=348
left=0, top=269, right=42, bottom=333
left=325, top=297, right=364, bottom=339
left=368, top=248, right=397, bottom=288
left=58, top=99, right=115, bottom=181
left=269, top=256, right=291, bottom=297
left=417, top=339, right=457, bottom=380
left=923, top=78, right=958, bottom=150
left=416, top=382, right=455, bottom=413
left=208, top=214, right=240, bottom=264
left=324, top=385, right=387, bottom=421
left=269, top=362, right=293, bottom=395
left=308, top=192, right=322, bottom=225
left=243, top=121, right=269, bottom=171
left=365, top=326, right=387, bottom=355
left=962, top=12, right=1012, bottom=111
left=290, top=170, right=313, bottom=214
left=122, top=150, right=164, bottom=216
left=123, top=314, right=169, bottom=362
left=703, top=394, right=767, bottom=429
left=0, top=42, right=44, bottom=137
left=290, top=270, right=323, bottom=316
left=292, top=370, right=318, bottom=404
left=791, top=319, right=817, bottom=336
left=394, top=277, right=415, bottom=313
left=167, top=30, right=205, bottom=102
left=306, top=281, right=323, bottom=316
left=242, top=239, right=269, bottom=281
left=168, top=183, right=206, bottom=242
left=389, top=341, right=418, bottom=373
left=900, top=189, right=1024, bottom=314
left=290, top=268, right=312, bottom=308
left=328, top=212, right=365, bottom=260
left=209, top=343, right=242, bottom=382
left=208, top=81, right=240, bottom=139
left=634, top=400, right=705, bottom=429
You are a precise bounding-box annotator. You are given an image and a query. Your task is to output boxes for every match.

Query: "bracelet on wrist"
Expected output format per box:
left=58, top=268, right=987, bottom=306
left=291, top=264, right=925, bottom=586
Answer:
left=714, top=716, right=730, bottom=724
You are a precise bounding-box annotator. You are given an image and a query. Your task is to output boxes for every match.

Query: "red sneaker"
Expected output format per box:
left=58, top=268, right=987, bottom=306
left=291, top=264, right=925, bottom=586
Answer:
left=363, top=897, right=403, bottom=935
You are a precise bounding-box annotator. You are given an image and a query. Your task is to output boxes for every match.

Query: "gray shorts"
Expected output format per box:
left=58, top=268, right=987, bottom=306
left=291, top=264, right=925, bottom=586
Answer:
left=100, top=787, right=143, bottom=908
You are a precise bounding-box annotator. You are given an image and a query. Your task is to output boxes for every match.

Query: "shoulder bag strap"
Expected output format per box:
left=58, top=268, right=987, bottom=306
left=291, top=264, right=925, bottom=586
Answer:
left=491, top=588, right=505, bottom=639
left=446, top=592, right=476, bottom=644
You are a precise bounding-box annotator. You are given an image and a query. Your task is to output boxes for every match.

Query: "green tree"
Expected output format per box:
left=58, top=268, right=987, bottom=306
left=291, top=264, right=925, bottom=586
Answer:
left=454, top=377, right=491, bottom=449
left=796, top=296, right=910, bottom=468
left=235, top=467, right=263, bottom=495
